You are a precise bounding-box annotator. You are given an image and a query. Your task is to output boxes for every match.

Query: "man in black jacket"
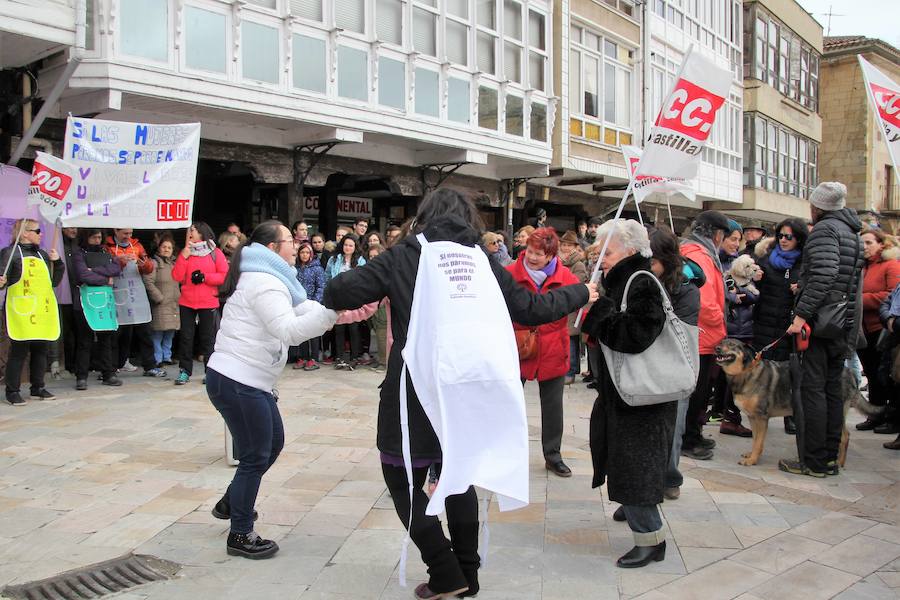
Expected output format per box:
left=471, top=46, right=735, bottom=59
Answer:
left=782, top=182, right=863, bottom=477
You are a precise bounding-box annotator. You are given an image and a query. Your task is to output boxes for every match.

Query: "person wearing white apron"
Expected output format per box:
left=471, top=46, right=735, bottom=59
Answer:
left=322, top=189, right=597, bottom=599
left=0, top=219, right=65, bottom=405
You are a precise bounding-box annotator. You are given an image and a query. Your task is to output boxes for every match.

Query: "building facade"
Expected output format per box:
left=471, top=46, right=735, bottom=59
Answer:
left=819, top=35, right=900, bottom=230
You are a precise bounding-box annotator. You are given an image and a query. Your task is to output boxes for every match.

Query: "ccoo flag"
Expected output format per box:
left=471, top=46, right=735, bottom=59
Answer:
left=859, top=55, right=900, bottom=174
left=635, top=47, right=733, bottom=181
left=622, top=145, right=696, bottom=203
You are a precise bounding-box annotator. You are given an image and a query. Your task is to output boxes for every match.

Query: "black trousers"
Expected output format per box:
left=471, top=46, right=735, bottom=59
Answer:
left=382, top=463, right=478, bottom=594
left=858, top=330, right=893, bottom=407
left=74, top=310, right=115, bottom=381
left=333, top=323, right=361, bottom=360
left=802, top=337, right=848, bottom=472
left=711, top=367, right=743, bottom=424
left=115, top=322, right=156, bottom=371
left=298, top=337, right=321, bottom=361
left=683, top=354, right=715, bottom=450
left=5, top=339, right=48, bottom=394
left=523, top=376, right=565, bottom=462
left=178, top=306, right=218, bottom=376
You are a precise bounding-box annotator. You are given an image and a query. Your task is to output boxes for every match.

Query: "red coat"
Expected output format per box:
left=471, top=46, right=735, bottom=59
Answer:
left=507, top=256, right=580, bottom=381
left=104, top=236, right=154, bottom=275
left=681, top=241, right=726, bottom=355
left=862, top=247, right=900, bottom=333
left=172, top=249, right=229, bottom=309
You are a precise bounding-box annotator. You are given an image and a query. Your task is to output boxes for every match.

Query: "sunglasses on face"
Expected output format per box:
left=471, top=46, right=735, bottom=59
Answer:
left=777, top=233, right=794, bottom=241
left=26, top=228, right=41, bottom=234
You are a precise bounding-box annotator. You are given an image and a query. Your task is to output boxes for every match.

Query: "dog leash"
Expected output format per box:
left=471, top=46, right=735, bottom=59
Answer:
left=751, top=333, right=789, bottom=363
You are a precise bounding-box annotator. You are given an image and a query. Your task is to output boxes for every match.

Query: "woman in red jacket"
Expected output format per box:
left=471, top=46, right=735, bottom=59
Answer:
left=172, top=222, right=229, bottom=385
left=507, top=228, right=580, bottom=477
left=856, top=227, right=900, bottom=431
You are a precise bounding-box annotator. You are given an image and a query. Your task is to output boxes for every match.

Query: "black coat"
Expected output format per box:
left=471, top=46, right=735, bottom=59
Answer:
left=795, top=208, right=864, bottom=339
left=321, top=215, right=589, bottom=459
left=581, top=253, right=676, bottom=506
left=753, top=243, right=801, bottom=360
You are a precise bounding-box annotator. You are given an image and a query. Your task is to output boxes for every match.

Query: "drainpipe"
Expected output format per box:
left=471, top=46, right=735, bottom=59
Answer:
left=640, top=0, right=650, bottom=143
left=7, top=0, right=86, bottom=165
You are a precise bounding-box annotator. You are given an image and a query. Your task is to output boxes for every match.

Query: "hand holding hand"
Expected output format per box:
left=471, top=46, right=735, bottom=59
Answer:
left=586, top=282, right=600, bottom=303
left=190, top=270, right=206, bottom=285
left=787, top=315, right=807, bottom=335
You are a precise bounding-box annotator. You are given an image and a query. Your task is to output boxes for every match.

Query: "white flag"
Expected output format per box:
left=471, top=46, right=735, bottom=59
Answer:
left=635, top=48, right=733, bottom=180
left=622, top=145, right=696, bottom=203
left=27, top=151, right=75, bottom=222
left=859, top=55, right=900, bottom=174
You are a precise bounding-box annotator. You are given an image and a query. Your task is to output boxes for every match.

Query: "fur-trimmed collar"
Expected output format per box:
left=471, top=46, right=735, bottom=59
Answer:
left=754, top=236, right=775, bottom=258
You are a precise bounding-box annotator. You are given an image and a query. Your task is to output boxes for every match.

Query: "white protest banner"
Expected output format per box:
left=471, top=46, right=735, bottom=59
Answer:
left=859, top=55, right=900, bottom=175
left=622, top=145, right=696, bottom=204
left=27, top=151, right=74, bottom=222
left=62, top=117, right=201, bottom=228
left=635, top=47, right=733, bottom=181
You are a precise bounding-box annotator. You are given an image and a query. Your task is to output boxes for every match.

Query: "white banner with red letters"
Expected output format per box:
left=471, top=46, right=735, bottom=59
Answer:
left=62, top=116, right=201, bottom=228
left=622, top=145, right=696, bottom=203
left=859, top=55, right=900, bottom=176
left=635, top=47, right=734, bottom=181
left=27, top=151, right=75, bottom=222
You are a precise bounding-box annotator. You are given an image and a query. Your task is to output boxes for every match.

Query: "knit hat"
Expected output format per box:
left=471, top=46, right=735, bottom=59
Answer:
left=693, top=210, right=730, bottom=232
left=809, top=182, right=847, bottom=211
left=727, top=219, right=743, bottom=234
left=559, top=230, right=579, bottom=245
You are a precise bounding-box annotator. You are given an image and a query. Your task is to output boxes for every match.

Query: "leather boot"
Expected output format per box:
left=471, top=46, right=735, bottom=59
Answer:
left=616, top=541, right=666, bottom=568
left=211, top=494, right=259, bottom=521
left=226, top=531, right=278, bottom=559
left=784, top=416, right=796, bottom=435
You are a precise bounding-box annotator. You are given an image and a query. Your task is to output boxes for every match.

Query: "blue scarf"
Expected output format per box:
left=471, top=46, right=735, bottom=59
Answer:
left=769, top=247, right=801, bottom=271
left=524, top=256, right=558, bottom=289
left=240, top=243, right=307, bottom=306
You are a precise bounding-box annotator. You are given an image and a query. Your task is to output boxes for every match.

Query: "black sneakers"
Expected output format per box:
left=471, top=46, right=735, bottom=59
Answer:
left=5, top=392, right=25, bottom=406
left=226, top=531, right=278, bottom=559
left=778, top=458, right=826, bottom=478
left=102, top=376, right=123, bottom=387
left=30, top=388, right=55, bottom=400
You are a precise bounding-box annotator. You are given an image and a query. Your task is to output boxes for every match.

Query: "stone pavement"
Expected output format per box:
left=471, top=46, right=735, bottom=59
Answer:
left=0, top=365, right=898, bottom=599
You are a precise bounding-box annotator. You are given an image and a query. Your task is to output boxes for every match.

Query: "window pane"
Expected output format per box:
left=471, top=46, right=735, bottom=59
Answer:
left=604, top=63, right=616, bottom=122
left=378, top=56, right=405, bottom=109
left=477, top=0, right=496, bottom=29
left=185, top=6, right=226, bottom=73
left=446, top=20, right=468, bottom=65
left=616, top=68, right=630, bottom=127
left=336, top=0, right=365, bottom=33
left=121, top=0, right=167, bottom=61
left=584, top=55, right=598, bottom=117
left=585, top=31, right=600, bottom=51
left=242, top=22, right=279, bottom=83
left=570, top=25, right=580, bottom=45
left=506, top=95, right=523, bottom=136
left=415, top=68, right=439, bottom=116
left=477, top=32, right=496, bottom=74
left=569, top=51, right=581, bottom=115
left=413, top=8, right=437, bottom=56
left=530, top=102, right=546, bottom=141
left=448, top=77, right=470, bottom=123
left=448, top=0, right=468, bottom=18
left=504, top=42, right=521, bottom=82
left=290, top=0, right=322, bottom=21
left=338, top=45, right=368, bottom=100
left=478, top=86, right=498, bottom=129
left=376, top=0, right=402, bottom=45
left=604, top=39, right=617, bottom=57
left=503, top=1, right=522, bottom=40
left=246, top=0, right=276, bottom=7
left=528, top=11, right=545, bottom=50
left=293, top=34, right=326, bottom=92
left=529, top=52, right=544, bottom=91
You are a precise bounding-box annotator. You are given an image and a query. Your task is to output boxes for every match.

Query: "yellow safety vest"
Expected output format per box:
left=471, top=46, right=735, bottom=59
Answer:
left=5, top=249, right=60, bottom=341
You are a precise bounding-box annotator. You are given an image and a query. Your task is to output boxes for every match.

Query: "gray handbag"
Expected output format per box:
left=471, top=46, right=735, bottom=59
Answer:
left=600, top=270, right=700, bottom=407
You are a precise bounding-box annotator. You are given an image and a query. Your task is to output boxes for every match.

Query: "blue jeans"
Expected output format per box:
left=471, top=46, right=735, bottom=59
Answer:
left=206, top=368, right=284, bottom=534
left=567, top=335, right=580, bottom=376
left=151, top=330, right=175, bottom=364
left=622, top=505, right=665, bottom=546
left=665, top=395, right=690, bottom=488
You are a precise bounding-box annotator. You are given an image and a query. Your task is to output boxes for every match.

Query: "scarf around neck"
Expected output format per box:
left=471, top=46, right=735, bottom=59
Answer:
left=769, top=246, right=801, bottom=271
left=524, top=256, right=558, bottom=289
left=689, top=232, right=724, bottom=274
left=190, top=240, right=213, bottom=257
left=240, top=243, right=307, bottom=306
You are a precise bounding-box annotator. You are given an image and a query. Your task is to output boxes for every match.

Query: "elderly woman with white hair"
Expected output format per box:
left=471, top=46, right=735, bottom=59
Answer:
left=581, top=219, right=676, bottom=569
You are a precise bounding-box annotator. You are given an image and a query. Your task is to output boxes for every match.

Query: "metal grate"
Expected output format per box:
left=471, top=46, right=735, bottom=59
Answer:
left=1, top=554, right=180, bottom=600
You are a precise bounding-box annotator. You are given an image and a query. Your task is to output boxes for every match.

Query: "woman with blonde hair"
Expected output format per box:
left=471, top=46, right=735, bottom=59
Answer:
left=511, top=225, right=535, bottom=260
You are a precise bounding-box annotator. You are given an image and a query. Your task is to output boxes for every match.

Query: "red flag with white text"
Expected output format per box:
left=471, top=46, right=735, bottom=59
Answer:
left=859, top=55, right=900, bottom=175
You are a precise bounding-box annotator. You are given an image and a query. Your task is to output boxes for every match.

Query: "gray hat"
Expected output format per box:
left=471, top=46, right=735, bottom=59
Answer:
left=693, top=210, right=730, bottom=232
left=809, top=182, right=847, bottom=211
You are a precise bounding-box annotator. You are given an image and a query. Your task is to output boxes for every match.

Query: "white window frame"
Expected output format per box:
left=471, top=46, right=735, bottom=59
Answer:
left=335, top=38, right=371, bottom=104
left=411, top=0, right=439, bottom=58
left=526, top=7, right=548, bottom=92
left=376, top=46, right=409, bottom=111
left=179, top=1, right=232, bottom=81
left=117, top=0, right=175, bottom=69
left=444, top=7, right=470, bottom=67
left=501, top=0, right=524, bottom=84
left=289, top=26, right=330, bottom=97
left=475, top=0, right=499, bottom=77
left=238, top=13, right=284, bottom=89
left=374, top=0, right=406, bottom=49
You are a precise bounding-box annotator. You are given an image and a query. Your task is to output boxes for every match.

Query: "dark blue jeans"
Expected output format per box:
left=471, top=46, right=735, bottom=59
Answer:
left=206, top=368, right=284, bottom=534
left=567, top=335, right=580, bottom=376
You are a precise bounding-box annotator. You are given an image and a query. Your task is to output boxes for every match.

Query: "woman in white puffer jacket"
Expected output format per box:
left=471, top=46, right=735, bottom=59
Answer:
left=206, top=220, right=338, bottom=560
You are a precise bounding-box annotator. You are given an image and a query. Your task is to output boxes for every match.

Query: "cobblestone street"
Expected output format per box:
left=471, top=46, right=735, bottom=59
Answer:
left=0, top=365, right=898, bottom=599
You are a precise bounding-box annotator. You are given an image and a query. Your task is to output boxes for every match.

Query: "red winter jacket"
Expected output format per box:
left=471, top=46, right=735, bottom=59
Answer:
left=681, top=241, right=726, bottom=355
left=172, top=249, right=229, bottom=309
left=507, top=255, right=580, bottom=381
left=862, top=247, right=900, bottom=333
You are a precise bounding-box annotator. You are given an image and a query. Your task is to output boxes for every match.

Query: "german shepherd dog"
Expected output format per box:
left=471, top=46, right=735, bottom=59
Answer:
left=714, top=339, right=880, bottom=467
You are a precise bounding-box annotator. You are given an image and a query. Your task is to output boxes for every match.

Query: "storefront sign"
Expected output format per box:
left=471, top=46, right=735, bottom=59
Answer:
left=62, top=116, right=201, bottom=228
left=303, top=196, right=372, bottom=218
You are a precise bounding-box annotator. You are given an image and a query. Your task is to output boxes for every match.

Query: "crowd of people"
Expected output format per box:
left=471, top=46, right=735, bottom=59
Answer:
left=3, top=181, right=899, bottom=594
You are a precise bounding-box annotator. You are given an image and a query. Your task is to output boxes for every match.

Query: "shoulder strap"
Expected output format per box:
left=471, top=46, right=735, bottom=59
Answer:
left=416, top=233, right=428, bottom=247
left=620, top=270, right=674, bottom=313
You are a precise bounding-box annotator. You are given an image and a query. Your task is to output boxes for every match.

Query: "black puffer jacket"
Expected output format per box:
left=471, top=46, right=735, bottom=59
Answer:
left=795, top=208, right=864, bottom=337
left=321, top=215, right=589, bottom=458
left=753, top=238, right=801, bottom=360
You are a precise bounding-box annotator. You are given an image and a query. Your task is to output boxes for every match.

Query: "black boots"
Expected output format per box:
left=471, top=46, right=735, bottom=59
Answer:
left=211, top=495, right=258, bottom=522
left=616, top=541, right=666, bottom=568
left=226, top=531, right=278, bottom=559
left=784, top=416, right=796, bottom=435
